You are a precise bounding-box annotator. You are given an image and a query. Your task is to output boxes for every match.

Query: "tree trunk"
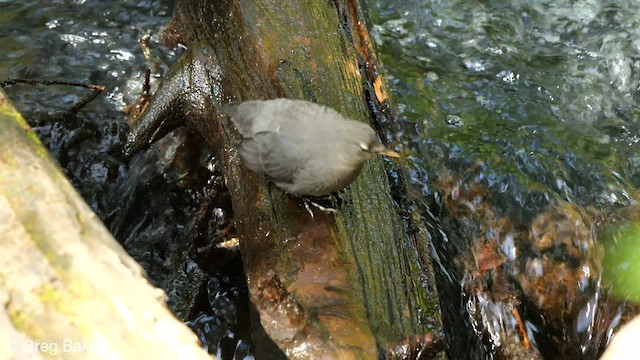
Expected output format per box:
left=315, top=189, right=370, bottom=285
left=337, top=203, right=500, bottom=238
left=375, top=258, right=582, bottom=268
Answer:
left=127, top=0, right=441, bottom=358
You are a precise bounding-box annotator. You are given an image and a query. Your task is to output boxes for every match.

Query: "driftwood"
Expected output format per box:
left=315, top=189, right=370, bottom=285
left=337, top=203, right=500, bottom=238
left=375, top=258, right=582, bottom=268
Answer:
left=127, top=0, right=439, bottom=358
left=601, top=314, right=640, bottom=360
left=0, top=89, right=210, bottom=359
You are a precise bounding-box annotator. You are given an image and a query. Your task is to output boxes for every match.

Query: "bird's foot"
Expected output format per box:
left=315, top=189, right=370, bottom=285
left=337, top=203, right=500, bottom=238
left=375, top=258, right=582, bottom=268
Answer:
left=302, top=197, right=337, bottom=218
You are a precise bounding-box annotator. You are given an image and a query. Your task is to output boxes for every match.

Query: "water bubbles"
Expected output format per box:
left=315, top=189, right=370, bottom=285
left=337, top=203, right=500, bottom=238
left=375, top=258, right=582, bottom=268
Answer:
left=384, top=18, right=410, bottom=37
left=444, top=114, right=462, bottom=127
left=576, top=296, right=597, bottom=333
left=497, top=70, right=518, bottom=84
left=500, top=233, right=517, bottom=261
left=89, top=162, right=108, bottom=183
left=463, top=58, right=486, bottom=72
left=109, top=49, right=135, bottom=61
left=59, top=33, right=87, bottom=46
left=45, top=19, right=60, bottom=29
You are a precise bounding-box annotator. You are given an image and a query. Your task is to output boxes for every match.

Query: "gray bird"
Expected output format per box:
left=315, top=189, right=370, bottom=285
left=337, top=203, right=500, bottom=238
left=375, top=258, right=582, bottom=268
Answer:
left=221, top=98, right=400, bottom=197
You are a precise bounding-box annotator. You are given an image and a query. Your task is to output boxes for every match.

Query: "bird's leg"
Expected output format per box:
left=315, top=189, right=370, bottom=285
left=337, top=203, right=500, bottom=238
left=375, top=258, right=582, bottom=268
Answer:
left=302, top=198, right=315, bottom=218
left=301, top=196, right=337, bottom=217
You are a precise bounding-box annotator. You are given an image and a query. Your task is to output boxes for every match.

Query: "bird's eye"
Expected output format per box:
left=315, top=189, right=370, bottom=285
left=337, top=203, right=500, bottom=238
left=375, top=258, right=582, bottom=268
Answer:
left=359, top=142, right=369, bottom=151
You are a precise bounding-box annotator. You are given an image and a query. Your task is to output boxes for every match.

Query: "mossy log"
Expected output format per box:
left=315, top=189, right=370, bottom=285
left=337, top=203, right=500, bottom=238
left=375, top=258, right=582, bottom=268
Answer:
left=0, top=89, right=210, bottom=359
left=127, top=0, right=439, bottom=358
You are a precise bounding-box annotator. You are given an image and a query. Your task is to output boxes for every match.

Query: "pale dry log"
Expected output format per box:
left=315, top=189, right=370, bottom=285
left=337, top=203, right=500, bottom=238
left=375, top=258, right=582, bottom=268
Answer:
left=0, top=89, right=210, bottom=360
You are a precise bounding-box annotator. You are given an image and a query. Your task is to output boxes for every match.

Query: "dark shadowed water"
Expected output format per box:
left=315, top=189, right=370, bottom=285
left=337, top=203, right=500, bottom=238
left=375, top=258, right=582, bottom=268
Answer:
left=0, top=1, right=252, bottom=358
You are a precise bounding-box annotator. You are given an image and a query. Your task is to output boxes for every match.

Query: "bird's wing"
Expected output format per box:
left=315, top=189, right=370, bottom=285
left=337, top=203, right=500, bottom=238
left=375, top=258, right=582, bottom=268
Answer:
left=237, top=131, right=299, bottom=184
left=222, top=99, right=330, bottom=136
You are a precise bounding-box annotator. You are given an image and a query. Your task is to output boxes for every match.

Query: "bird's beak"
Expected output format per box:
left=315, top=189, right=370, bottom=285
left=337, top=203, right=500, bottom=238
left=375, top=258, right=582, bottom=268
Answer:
left=378, top=149, right=401, bottom=158
left=370, top=143, right=401, bottom=158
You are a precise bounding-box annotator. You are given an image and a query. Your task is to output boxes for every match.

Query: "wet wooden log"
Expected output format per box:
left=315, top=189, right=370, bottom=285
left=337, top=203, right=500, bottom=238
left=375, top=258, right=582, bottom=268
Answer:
left=127, top=0, right=439, bottom=358
left=0, top=89, right=210, bottom=359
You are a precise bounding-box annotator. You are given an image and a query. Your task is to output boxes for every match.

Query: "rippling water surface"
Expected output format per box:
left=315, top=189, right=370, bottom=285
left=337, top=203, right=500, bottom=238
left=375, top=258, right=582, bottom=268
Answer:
left=372, top=0, right=640, bottom=358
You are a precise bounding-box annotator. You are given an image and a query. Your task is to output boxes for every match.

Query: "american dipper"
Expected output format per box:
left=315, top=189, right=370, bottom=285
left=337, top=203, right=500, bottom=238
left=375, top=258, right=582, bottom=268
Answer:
left=221, top=98, right=400, bottom=197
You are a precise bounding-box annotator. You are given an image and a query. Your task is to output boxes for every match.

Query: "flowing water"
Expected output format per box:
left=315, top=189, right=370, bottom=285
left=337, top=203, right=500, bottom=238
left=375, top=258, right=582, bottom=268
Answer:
left=371, top=0, right=640, bottom=358
left=2, top=0, right=640, bottom=358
